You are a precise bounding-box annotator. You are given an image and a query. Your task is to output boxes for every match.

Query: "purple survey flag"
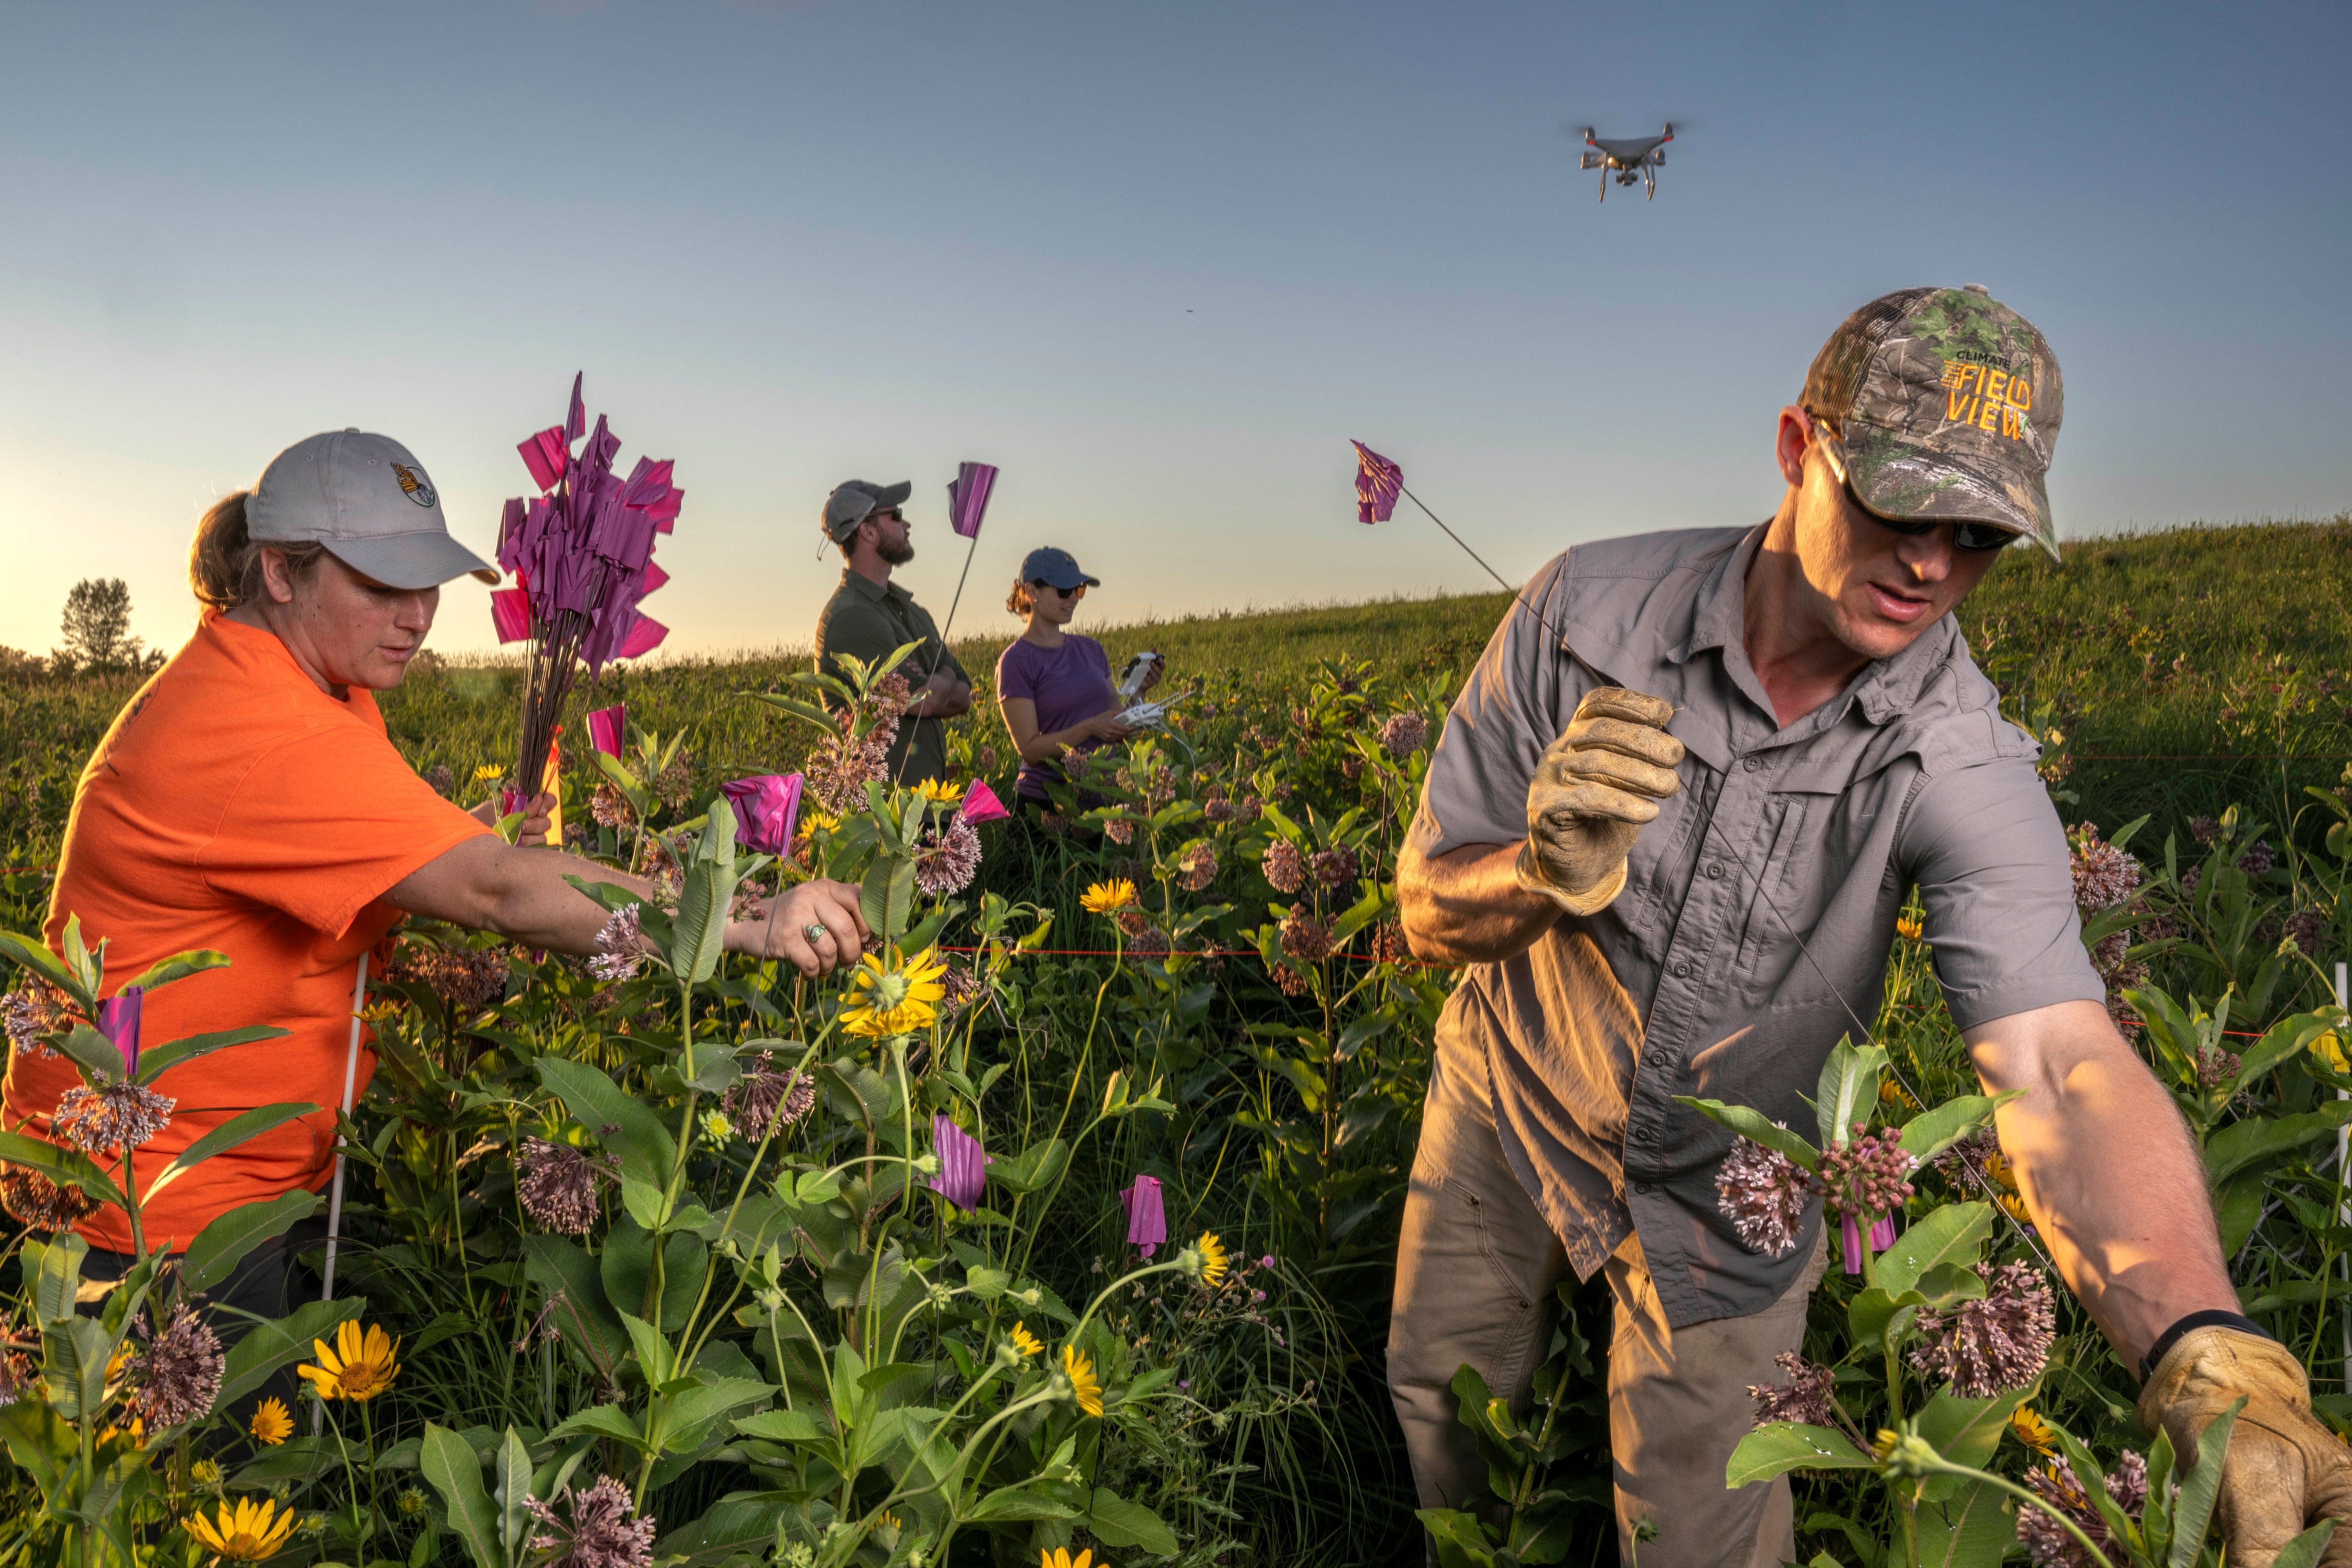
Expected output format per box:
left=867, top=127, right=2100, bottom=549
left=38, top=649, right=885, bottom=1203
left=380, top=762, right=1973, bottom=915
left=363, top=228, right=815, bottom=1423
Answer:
left=97, top=987, right=143, bottom=1077
left=946, top=462, right=998, bottom=541
left=490, top=587, right=533, bottom=644
left=1351, top=440, right=1402, bottom=525
left=1119, top=1174, right=1167, bottom=1259
left=719, top=773, right=803, bottom=856
left=929, top=1114, right=991, bottom=1211
left=587, top=704, right=626, bottom=759
left=956, top=779, right=1012, bottom=825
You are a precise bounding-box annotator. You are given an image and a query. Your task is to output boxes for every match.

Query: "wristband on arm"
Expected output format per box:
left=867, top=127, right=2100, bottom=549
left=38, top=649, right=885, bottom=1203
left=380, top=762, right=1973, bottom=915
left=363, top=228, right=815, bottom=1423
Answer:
left=2141, top=1309, right=2273, bottom=1382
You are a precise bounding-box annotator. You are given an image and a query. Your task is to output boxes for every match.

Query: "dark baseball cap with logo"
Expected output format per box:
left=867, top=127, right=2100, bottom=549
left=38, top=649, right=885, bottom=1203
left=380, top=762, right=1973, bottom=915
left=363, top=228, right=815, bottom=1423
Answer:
left=1802, top=285, right=2065, bottom=560
left=248, top=429, right=500, bottom=588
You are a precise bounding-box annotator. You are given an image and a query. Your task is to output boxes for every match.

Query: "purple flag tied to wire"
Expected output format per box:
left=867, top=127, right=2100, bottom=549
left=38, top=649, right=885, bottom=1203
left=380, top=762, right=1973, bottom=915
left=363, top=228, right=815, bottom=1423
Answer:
left=490, top=588, right=532, bottom=644
left=97, top=987, right=143, bottom=1077
left=1120, top=1174, right=1168, bottom=1259
left=957, top=780, right=1012, bottom=825
left=1351, top=440, right=1402, bottom=525
left=929, top=1114, right=991, bottom=1210
left=1841, top=1212, right=1899, bottom=1275
left=587, top=704, right=626, bottom=759
left=946, top=462, right=998, bottom=541
left=720, top=774, right=803, bottom=856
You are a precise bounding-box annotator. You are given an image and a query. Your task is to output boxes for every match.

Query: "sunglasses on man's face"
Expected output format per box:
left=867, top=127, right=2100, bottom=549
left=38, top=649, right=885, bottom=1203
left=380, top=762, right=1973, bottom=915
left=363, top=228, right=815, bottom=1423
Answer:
left=1031, top=581, right=1086, bottom=600
left=1847, top=484, right=2018, bottom=553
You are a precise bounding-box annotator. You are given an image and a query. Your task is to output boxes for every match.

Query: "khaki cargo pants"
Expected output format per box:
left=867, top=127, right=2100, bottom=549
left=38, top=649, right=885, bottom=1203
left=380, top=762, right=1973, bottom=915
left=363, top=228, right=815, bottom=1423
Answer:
left=1387, top=1026, right=1828, bottom=1568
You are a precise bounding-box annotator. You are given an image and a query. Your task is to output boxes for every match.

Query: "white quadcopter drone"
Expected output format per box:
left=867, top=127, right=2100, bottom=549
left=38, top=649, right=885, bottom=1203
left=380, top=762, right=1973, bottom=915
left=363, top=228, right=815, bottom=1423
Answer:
left=1579, top=124, right=1675, bottom=201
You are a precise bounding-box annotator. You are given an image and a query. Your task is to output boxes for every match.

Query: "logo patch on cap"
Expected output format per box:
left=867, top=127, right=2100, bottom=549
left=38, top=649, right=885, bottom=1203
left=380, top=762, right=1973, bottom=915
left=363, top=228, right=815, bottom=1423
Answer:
left=390, top=462, right=437, bottom=508
left=1938, top=359, right=2035, bottom=441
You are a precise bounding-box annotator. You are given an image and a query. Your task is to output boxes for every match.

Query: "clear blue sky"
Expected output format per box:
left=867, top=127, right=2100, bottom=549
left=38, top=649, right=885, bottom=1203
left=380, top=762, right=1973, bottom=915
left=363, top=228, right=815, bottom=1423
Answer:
left=3, top=0, right=2346, bottom=661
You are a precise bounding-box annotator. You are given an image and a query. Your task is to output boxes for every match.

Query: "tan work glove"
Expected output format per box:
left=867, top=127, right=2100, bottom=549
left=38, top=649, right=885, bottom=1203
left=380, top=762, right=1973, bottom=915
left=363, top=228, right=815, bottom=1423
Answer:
left=1516, top=686, right=1684, bottom=915
left=2138, top=1326, right=2352, bottom=1567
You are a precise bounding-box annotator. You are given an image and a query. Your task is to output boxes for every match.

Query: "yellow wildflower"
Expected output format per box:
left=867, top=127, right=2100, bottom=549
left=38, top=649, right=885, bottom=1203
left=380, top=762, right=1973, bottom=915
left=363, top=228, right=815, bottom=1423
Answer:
left=1193, top=1231, right=1230, bottom=1288
left=250, top=1397, right=293, bottom=1446
left=1041, top=1551, right=1097, bottom=1568
left=1009, top=1321, right=1044, bottom=1358
left=106, top=1342, right=133, bottom=1382
left=2313, top=1031, right=2349, bottom=1076
left=1878, top=1079, right=1920, bottom=1110
left=296, top=1320, right=401, bottom=1402
left=1062, top=1344, right=1104, bottom=1418
left=1982, top=1150, right=2020, bottom=1192
left=192, top=1459, right=222, bottom=1485
left=797, top=806, right=841, bottom=840
left=184, top=1496, right=294, bottom=1560
left=1896, top=912, right=1924, bottom=942
left=471, top=763, right=504, bottom=784
left=838, top=947, right=948, bottom=1038
left=1081, top=879, right=1137, bottom=914
left=2010, top=1407, right=2058, bottom=1454
left=915, top=779, right=966, bottom=805
left=97, top=1414, right=144, bottom=1449
left=1997, top=1191, right=2034, bottom=1227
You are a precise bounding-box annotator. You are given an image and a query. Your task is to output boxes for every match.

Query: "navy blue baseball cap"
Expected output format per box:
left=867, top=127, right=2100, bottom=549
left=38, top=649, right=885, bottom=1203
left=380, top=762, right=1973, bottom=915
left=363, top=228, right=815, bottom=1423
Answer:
left=1019, top=547, right=1100, bottom=590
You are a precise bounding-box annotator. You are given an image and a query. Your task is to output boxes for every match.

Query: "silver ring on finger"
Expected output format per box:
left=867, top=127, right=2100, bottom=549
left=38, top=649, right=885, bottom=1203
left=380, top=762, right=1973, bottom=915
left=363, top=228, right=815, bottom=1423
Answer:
left=802, top=922, right=831, bottom=947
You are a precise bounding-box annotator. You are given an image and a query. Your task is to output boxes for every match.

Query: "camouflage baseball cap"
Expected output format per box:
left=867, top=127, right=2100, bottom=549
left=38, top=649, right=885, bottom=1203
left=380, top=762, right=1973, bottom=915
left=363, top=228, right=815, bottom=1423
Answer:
left=1802, top=285, right=2064, bottom=560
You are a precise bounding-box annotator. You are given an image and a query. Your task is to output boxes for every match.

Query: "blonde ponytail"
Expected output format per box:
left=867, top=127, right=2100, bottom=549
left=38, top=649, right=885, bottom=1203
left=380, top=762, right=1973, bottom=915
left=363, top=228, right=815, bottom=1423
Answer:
left=187, top=491, right=324, bottom=612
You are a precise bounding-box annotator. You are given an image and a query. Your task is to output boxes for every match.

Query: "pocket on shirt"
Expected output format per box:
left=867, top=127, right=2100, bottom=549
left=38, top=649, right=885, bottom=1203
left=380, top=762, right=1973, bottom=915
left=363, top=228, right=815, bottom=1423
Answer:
left=1730, top=793, right=1813, bottom=980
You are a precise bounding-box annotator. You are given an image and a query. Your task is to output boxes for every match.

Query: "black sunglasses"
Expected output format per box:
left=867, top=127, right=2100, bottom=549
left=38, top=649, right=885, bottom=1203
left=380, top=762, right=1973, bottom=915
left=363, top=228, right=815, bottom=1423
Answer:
left=1030, top=580, right=1086, bottom=599
left=1845, top=481, right=2016, bottom=554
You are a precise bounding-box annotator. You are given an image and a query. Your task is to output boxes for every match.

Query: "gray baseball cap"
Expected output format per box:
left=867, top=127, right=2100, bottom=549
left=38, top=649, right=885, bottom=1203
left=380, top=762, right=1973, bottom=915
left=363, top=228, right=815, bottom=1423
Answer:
left=248, top=429, right=500, bottom=589
left=821, top=478, right=913, bottom=543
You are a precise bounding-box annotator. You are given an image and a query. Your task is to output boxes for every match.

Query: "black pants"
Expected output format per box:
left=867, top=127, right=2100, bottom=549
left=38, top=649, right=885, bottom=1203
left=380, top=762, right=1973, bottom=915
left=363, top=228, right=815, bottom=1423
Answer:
left=81, top=1215, right=330, bottom=1432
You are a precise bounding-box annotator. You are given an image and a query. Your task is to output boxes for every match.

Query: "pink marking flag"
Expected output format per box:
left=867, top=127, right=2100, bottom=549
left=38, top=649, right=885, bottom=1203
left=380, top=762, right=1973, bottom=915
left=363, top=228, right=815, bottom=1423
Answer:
left=719, top=773, right=803, bottom=856
left=956, top=779, right=1012, bottom=825
left=929, top=1114, right=992, bottom=1210
left=97, top=987, right=143, bottom=1076
left=1351, top=440, right=1402, bottom=524
left=946, top=462, right=998, bottom=541
left=1119, top=1174, right=1167, bottom=1259
left=490, top=587, right=533, bottom=644
left=587, top=704, right=626, bottom=759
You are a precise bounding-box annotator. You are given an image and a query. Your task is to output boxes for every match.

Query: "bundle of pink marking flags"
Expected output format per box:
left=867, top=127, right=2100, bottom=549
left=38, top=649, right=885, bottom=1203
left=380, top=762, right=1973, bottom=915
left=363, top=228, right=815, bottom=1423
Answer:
left=490, top=374, right=679, bottom=804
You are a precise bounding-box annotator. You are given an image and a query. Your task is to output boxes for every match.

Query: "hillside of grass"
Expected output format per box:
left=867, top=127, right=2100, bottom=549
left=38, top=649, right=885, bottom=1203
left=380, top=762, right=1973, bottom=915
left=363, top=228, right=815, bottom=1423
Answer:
left=5, top=518, right=2348, bottom=867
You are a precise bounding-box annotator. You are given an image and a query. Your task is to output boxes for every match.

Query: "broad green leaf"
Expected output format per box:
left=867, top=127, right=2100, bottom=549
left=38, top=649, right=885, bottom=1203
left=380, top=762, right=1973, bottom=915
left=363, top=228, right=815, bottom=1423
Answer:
left=1914, top=1262, right=1990, bottom=1307
left=2204, top=1103, right=2352, bottom=1186
left=1083, top=1488, right=1179, bottom=1555
left=142, top=1102, right=319, bottom=1201
left=2268, top=1520, right=2337, bottom=1568
left=620, top=1312, right=674, bottom=1386
left=1816, top=1037, right=1888, bottom=1150
left=964, top=1266, right=1010, bottom=1299
left=1724, top=1423, right=1875, bottom=1487
left=1414, top=1509, right=1501, bottom=1568
left=28, top=1233, right=89, bottom=1323
left=182, top=1188, right=319, bottom=1292
left=0, top=929, right=92, bottom=1013
left=1847, top=1287, right=1926, bottom=1353
left=213, top=1297, right=366, bottom=1410
left=0, top=1132, right=126, bottom=1216
left=420, top=1423, right=504, bottom=1568
left=2231, top=1013, right=2339, bottom=1093
left=520, top=1234, right=631, bottom=1374
left=120, top=949, right=231, bottom=995
left=742, top=691, right=841, bottom=735
left=990, top=1138, right=1071, bottom=1195
left=1675, top=1097, right=1821, bottom=1171
left=42, top=1316, right=112, bottom=1421
left=535, top=1056, right=675, bottom=1187
left=858, top=854, right=919, bottom=945
left=600, top=1217, right=704, bottom=1327
left=735, top=1408, right=829, bottom=1444
left=828, top=1340, right=867, bottom=1433
left=964, top=1484, right=1080, bottom=1522
left=1916, top=1385, right=2035, bottom=1473
left=547, top=1404, right=647, bottom=1450
left=51, top=1021, right=130, bottom=1085
left=493, top=1427, right=534, bottom=1568
left=1915, top=1477, right=2018, bottom=1568
left=2169, top=1397, right=2243, bottom=1568
left=1875, top=1203, right=1993, bottom=1296
left=1896, top=1093, right=2021, bottom=1166
left=134, top=1025, right=288, bottom=1087
left=672, top=860, right=736, bottom=986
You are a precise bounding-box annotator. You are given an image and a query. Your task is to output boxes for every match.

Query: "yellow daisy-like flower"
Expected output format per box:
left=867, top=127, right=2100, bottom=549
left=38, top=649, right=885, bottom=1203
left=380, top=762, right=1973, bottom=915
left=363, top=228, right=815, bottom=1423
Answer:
left=249, top=1397, right=293, bottom=1446
left=1997, top=1191, right=2034, bottom=1227
left=2009, top=1406, right=2058, bottom=1454
left=192, top=1459, right=222, bottom=1485
left=915, top=778, right=967, bottom=805
left=1895, top=912, right=1924, bottom=942
left=797, top=806, right=841, bottom=840
left=471, top=763, right=505, bottom=784
left=1061, top=1344, right=1104, bottom=1418
left=2312, top=1031, right=2349, bottom=1076
left=1193, top=1231, right=1230, bottom=1288
left=1878, top=1079, right=1920, bottom=1111
left=1041, top=1550, right=1097, bottom=1568
left=1982, top=1150, right=2020, bottom=1193
left=98, top=1414, right=144, bottom=1449
left=1081, top=879, right=1137, bottom=915
left=838, top=947, right=949, bottom=1038
left=184, top=1496, right=294, bottom=1560
left=296, top=1319, right=401, bottom=1402
left=106, top=1342, right=133, bottom=1382
left=1009, top=1321, right=1044, bottom=1358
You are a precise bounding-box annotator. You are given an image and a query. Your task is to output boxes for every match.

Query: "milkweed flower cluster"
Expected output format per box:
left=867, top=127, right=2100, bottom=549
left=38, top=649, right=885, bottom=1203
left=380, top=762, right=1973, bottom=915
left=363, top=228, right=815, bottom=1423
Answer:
left=1380, top=710, right=1428, bottom=758
left=720, top=1055, right=816, bottom=1143
left=2018, top=1449, right=2146, bottom=1568
left=127, top=1302, right=225, bottom=1429
left=52, top=1080, right=175, bottom=1157
left=1908, top=1261, right=2057, bottom=1396
left=1177, top=841, right=1218, bottom=891
left=518, top=1138, right=617, bottom=1236
left=524, top=1475, right=656, bottom=1568
left=1814, top=1125, right=1915, bottom=1223
left=1310, top=845, right=1358, bottom=890
left=0, top=1161, right=96, bottom=1229
left=1263, top=838, right=1305, bottom=894
left=915, top=814, right=982, bottom=895
left=1746, top=1352, right=1835, bottom=1428
left=387, top=941, right=510, bottom=1011
left=2, top=979, right=67, bottom=1059
left=588, top=904, right=645, bottom=984
left=2066, top=822, right=2142, bottom=915
left=1716, top=1131, right=1810, bottom=1258
left=808, top=710, right=897, bottom=815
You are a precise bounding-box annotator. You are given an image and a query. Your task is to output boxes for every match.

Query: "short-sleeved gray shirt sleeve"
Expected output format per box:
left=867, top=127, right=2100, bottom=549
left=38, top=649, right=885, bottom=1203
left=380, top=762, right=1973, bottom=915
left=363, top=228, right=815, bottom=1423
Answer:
left=1411, top=524, right=2104, bottom=1328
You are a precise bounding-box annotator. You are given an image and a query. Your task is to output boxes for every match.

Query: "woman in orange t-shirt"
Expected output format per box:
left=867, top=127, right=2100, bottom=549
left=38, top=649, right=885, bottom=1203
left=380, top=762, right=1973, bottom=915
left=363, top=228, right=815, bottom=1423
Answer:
left=1, top=429, right=867, bottom=1323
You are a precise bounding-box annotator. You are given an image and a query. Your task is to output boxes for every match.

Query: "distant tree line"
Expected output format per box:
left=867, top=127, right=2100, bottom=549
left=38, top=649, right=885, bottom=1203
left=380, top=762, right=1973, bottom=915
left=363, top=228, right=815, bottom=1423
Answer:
left=0, top=578, right=167, bottom=682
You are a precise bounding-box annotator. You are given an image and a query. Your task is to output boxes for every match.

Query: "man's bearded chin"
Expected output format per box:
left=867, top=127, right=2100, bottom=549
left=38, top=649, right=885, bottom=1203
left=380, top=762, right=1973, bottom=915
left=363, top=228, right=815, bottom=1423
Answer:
left=878, top=537, right=916, bottom=566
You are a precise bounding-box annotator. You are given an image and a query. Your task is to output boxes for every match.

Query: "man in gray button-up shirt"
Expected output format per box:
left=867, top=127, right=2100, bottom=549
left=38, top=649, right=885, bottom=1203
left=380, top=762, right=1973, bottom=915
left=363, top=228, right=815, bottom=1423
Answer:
left=1387, top=289, right=2327, bottom=1568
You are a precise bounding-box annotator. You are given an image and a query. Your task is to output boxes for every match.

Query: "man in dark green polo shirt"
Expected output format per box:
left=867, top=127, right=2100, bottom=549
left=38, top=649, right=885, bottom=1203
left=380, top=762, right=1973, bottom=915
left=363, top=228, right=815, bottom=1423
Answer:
left=811, top=478, right=973, bottom=785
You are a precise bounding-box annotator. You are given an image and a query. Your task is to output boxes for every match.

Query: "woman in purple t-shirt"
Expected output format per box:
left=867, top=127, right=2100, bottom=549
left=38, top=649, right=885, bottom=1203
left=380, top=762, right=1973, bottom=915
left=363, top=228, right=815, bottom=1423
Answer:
left=993, top=546, right=1162, bottom=804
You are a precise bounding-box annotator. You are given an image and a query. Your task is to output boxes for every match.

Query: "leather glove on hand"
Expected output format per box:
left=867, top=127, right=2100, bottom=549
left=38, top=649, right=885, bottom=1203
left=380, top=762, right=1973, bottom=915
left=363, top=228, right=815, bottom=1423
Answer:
left=1517, top=686, right=1685, bottom=915
left=2139, top=1327, right=2352, bottom=1568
